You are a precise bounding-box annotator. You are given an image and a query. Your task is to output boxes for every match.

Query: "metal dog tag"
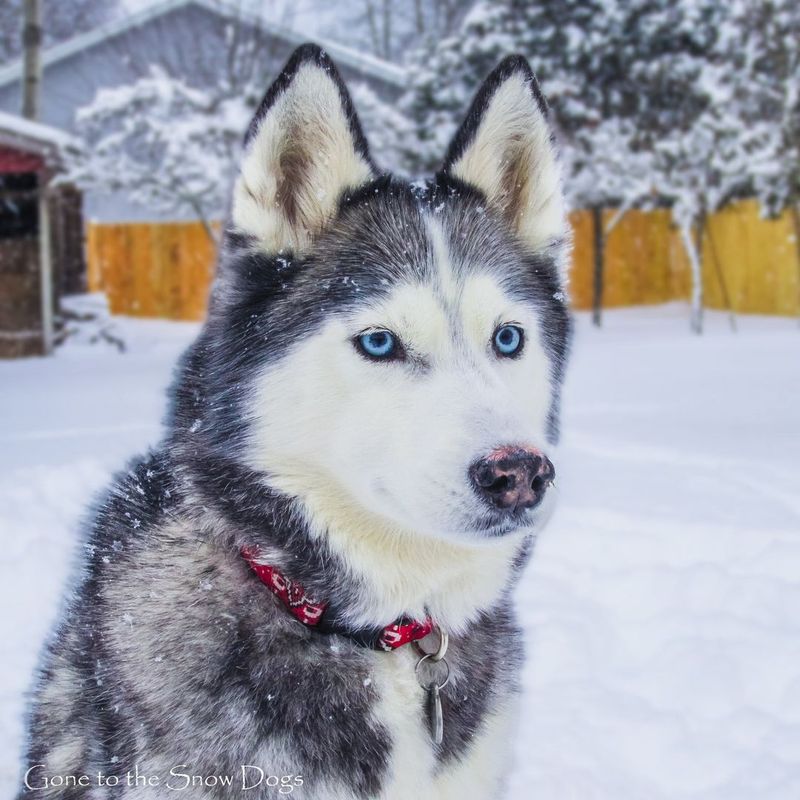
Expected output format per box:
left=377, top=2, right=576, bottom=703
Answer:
left=415, top=629, right=450, bottom=746
left=429, top=682, right=444, bottom=745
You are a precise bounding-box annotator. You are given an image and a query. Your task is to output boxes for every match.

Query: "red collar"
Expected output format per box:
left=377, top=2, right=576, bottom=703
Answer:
left=241, top=546, right=434, bottom=651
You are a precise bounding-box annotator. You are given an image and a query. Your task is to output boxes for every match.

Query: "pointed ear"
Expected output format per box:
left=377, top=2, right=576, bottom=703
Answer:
left=442, top=56, right=566, bottom=253
left=231, top=44, right=376, bottom=254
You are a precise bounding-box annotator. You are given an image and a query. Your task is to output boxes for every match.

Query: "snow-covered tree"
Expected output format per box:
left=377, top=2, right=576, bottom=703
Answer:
left=64, top=8, right=413, bottom=236
left=619, top=0, right=799, bottom=331
left=620, top=0, right=731, bottom=333
left=61, top=7, right=293, bottom=238
left=718, top=0, right=800, bottom=217
left=64, top=67, right=251, bottom=242
left=349, top=83, right=414, bottom=173
left=401, top=0, right=759, bottom=332
left=399, top=0, right=672, bottom=325
left=0, top=0, right=120, bottom=65
left=313, top=0, right=473, bottom=63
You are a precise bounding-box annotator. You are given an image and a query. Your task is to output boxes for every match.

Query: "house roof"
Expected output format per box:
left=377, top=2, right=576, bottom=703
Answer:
left=0, top=110, right=74, bottom=154
left=0, top=0, right=406, bottom=89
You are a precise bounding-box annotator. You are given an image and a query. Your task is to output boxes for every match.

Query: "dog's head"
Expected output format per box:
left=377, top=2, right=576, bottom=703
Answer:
left=186, top=45, right=571, bottom=543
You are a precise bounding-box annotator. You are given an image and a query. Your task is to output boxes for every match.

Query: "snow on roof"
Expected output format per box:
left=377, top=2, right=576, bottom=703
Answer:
left=0, top=0, right=406, bottom=89
left=0, top=110, right=74, bottom=153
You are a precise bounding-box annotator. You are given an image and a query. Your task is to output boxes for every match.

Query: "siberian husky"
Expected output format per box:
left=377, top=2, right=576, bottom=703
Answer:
left=19, top=45, right=571, bottom=799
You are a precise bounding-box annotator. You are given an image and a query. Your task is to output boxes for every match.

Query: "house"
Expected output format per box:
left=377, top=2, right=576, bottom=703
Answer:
left=0, top=112, right=81, bottom=357
left=0, top=0, right=404, bottom=224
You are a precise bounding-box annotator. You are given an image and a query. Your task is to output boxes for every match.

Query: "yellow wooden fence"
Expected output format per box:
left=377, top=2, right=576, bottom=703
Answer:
left=701, top=201, right=800, bottom=316
left=87, top=200, right=800, bottom=320
left=86, top=221, right=216, bottom=320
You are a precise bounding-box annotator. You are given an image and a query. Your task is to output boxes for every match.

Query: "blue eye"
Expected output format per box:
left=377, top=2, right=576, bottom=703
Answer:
left=493, top=324, right=524, bottom=357
left=357, top=329, right=397, bottom=359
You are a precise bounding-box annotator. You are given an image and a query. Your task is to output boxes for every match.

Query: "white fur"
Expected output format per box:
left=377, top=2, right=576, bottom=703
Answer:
left=426, top=217, right=460, bottom=306
left=434, top=699, right=520, bottom=799
left=369, top=647, right=519, bottom=800
left=449, top=73, right=567, bottom=254
left=246, top=214, right=555, bottom=632
left=370, top=647, right=436, bottom=799
left=232, top=63, right=373, bottom=254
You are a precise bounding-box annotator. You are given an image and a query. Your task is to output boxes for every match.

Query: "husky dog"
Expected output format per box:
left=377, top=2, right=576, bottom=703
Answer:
left=19, top=45, right=570, bottom=799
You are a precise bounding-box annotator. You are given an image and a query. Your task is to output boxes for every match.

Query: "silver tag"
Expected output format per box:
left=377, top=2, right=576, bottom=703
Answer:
left=429, top=682, right=444, bottom=745
left=414, top=629, right=450, bottom=747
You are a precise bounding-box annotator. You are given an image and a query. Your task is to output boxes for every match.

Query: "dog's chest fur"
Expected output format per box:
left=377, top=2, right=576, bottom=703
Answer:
left=23, top=453, right=523, bottom=799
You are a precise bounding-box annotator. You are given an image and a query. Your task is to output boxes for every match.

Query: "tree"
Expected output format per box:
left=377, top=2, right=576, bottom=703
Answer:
left=720, top=0, right=800, bottom=217
left=619, top=0, right=730, bottom=334
left=62, top=2, right=299, bottom=240
left=63, top=3, right=412, bottom=237
left=312, top=0, right=473, bottom=63
left=618, top=0, right=799, bottom=332
left=349, top=83, right=413, bottom=173
left=0, top=0, right=119, bottom=65
left=399, top=0, right=651, bottom=324
left=400, top=0, right=752, bottom=333
left=65, top=68, right=412, bottom=238
left=64, top=66, right=248, bottom=242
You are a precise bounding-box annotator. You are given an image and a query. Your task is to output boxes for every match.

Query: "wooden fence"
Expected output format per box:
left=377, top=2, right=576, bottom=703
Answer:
left=86, top=200, right=800, bottom=320
left=86, top=221, right=216, bottom=320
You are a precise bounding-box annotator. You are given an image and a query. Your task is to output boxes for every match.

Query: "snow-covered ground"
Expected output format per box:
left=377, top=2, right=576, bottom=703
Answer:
left=1, top=299, right=799, bottom=798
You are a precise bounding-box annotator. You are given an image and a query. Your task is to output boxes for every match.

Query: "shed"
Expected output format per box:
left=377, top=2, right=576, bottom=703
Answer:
left=0, top=111, right=82, bottom=358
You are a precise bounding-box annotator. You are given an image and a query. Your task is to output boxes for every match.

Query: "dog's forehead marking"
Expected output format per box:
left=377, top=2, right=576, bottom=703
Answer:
left=347, top=210, right=540, bottom=365
left=424, top=215, right=461, bottom=310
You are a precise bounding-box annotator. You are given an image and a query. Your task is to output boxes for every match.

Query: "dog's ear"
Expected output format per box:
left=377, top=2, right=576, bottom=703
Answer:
left=231, top=44, right=376, bottom=254
left=442, top=56, right=566, bottom=253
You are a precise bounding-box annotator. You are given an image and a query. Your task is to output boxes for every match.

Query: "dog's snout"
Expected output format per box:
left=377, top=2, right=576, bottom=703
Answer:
left=469, top=446, right=555, bottom=512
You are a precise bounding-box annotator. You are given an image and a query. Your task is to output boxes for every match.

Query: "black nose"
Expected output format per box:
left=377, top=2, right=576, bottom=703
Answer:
left=469, top=446, right=555, bottom=512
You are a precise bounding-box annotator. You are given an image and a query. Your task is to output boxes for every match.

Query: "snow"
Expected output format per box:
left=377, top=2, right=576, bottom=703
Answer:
left=512, top=307, right=800, bottom=799
left=1, top=299, right=799, bottom=797
left=0, top=110, right=74, bottom=150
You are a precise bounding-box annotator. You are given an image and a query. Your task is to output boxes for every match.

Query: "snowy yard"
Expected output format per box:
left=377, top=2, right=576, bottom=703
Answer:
left=1, top=299, right=799, bottom=798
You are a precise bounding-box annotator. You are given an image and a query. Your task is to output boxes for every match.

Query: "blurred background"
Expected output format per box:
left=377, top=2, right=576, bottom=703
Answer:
left=0, top=1, right=799, bottom=798
left=0, top=0, right=798, bottom=346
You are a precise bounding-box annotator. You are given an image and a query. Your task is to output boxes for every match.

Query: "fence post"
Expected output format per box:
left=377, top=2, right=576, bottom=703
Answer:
left=705, top=221, right=737, bottom=331
left=591, top=206, right=604, bottom=327
left=38, top=184, right=53, bottom=353
left=693, top=213, right=705, bottom=334
left=791, top=204, right=800, bottom=324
